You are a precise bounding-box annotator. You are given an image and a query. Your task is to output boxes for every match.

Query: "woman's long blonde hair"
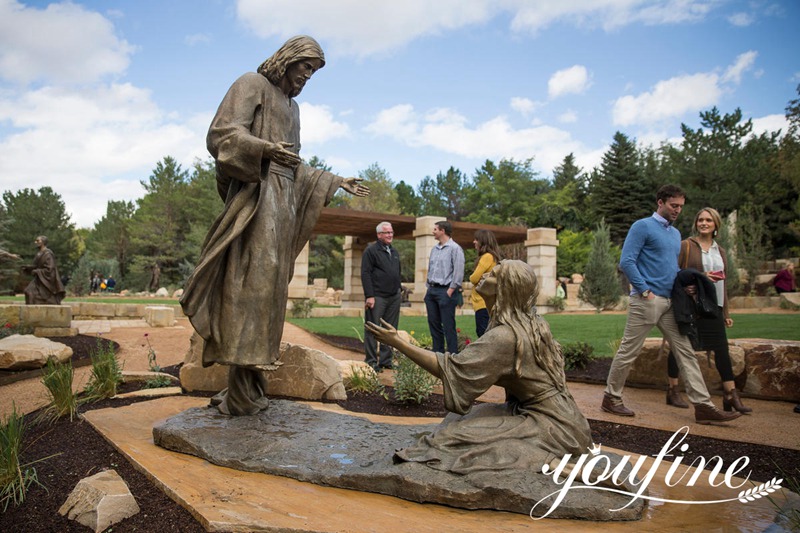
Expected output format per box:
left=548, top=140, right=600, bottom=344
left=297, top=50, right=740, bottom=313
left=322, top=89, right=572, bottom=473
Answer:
left=488, top=260, right=565, bottom=388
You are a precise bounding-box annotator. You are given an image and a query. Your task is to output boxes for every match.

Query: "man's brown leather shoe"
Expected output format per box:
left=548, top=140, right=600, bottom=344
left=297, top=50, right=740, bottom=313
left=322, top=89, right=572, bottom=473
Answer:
left=602, top=394, right=635, bottom=417
left=694, top=403, right=742, bottom=425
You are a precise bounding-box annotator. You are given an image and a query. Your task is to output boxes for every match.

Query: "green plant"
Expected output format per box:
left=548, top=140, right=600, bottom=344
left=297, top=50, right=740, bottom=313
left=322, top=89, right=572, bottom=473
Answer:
left=290, top=298, right=317, bottom=318
left=607, top=336, right=622, bottom=356
left=546, top=295, right=566, bottom=311
left=392, top=352, right=439, bottom=404
left=142, top=333, right=172, bottom=389
left=84, top=338, right=123, bottom=401
left=0, top=323, right=33, bottom=339
left=38, top=357, right=78, bottom=423
left=765, top=463, right=799, bottom=531
left=578, top=219, right=622, bottom=312
left=561, top=341, right=594, bottom=370
left=0, top=406, right=45, bottom=511
left=344, top=365, right=387, bottom=398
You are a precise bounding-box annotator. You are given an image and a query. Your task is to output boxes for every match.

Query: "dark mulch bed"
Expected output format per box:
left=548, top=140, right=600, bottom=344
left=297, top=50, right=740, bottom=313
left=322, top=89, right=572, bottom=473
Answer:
left=2, top=334, right=798, bottom=532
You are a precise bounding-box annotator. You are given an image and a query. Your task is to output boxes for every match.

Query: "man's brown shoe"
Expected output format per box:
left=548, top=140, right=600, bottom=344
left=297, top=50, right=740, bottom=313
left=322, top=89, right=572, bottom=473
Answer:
left=602, top=394, right=635, bottom=417
left=694, top=403, right=742, bottom=425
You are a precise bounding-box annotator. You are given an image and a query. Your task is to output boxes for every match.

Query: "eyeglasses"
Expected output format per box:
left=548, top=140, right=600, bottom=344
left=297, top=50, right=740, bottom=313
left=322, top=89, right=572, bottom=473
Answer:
left=379, top=231, right=394, bottom=235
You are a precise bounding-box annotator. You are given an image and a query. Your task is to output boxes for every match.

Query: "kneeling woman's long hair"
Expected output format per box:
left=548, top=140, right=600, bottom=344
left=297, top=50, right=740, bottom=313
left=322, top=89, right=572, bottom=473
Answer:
left=488, top=260, right=565, bottom=389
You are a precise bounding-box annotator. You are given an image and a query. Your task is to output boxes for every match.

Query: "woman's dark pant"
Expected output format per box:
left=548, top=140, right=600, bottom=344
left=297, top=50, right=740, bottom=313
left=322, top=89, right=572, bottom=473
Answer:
left=668, top=313, right=734, bottom=382
left=475, top=308, right=490, bottom=337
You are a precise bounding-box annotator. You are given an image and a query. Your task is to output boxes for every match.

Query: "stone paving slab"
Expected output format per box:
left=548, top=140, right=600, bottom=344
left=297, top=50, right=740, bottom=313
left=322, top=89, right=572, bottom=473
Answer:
left=85, top=397, right=794, bottom=532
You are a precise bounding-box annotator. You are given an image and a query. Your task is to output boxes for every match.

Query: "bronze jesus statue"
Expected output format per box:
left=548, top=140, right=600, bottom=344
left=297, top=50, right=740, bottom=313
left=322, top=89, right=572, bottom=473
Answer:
left=181, top=36, right=369, bottom=415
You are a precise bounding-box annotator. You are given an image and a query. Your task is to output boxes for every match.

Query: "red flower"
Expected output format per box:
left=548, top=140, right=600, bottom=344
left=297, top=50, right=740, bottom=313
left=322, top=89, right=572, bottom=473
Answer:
left=456, top=328, right=461, bottom=333
left=4, top=323, right=11, bottom=328
left=465, top=339, right=471, bottom=345
left=144, top=333, right=149, bottom=337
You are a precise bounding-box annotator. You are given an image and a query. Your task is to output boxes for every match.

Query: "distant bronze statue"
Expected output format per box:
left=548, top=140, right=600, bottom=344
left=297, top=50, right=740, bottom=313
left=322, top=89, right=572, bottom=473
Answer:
left=367, top=260, right=592, bottom=474
left=22, top=236, right=65, bottom=305
left=149, top=262, right=160, bottom=292
left=180, top=35, right=369, bottom=416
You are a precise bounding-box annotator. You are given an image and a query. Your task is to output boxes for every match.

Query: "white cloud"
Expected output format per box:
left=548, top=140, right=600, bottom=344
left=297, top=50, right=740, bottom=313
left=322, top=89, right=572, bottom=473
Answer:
left=722, top=50, right=757, bottom=84
left=750, top=114, right=789, bottom=137
left=185, top=33, right=211, bottom=46
left=548, top=65, right=591, bottom=99
left=365, top=104, right=585, bottom=174
left=727, top=12, right=753, bottom=27
left=298, top=102, right=351, bottom=145
left=235, top=0, right=494, bottom=57
left=510, top=97, right=542, bottom=115
left=510, top=0, right=718, bottom=33
left=0, top=0, right=134, bottom=85
left=235, top=0, right=725, bottom=58
left=558, top=110, right=578, bottom=123
left=0, top=84, right=207, bottom=227
left=612, top=72, right=721, bottom=126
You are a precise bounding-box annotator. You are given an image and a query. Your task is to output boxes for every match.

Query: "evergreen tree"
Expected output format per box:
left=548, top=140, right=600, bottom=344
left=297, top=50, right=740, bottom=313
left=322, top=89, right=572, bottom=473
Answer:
left=86, top=200, right=135, bottom=280
left=127, top=156, right=192, bottom=288
left=578, top=220, right=622, bottom=312
left=1, top=186, right=79, bottom=280
left=589, top=132, right=653, bottom=245
left=395, top=180, right=421, bottom=215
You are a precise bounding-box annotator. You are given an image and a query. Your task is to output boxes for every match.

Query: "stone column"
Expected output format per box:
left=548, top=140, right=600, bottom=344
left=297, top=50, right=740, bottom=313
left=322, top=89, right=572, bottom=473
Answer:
left=340, top=236, right=367, bottom=308
left=525, top=228, right=559, bottom=307
left=409, top=216, right=445, bottom=309
left=288, top=242, right=311, bottom=299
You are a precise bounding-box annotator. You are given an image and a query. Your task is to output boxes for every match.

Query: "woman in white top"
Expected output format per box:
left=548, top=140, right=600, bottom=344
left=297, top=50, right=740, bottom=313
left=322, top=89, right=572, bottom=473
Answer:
left=666, top=207, right=751, bottom=414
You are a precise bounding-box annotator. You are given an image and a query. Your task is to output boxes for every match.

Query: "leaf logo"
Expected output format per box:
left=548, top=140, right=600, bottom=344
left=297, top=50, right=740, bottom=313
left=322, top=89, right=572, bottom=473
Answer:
left=737, top=477, right=783, bottom=503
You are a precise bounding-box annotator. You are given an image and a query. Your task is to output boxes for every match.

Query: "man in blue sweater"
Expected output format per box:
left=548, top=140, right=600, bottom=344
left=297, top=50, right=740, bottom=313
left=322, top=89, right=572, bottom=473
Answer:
left=361, top=221, right=402, bottom=371
left=602, top=185, right=740, bottom=424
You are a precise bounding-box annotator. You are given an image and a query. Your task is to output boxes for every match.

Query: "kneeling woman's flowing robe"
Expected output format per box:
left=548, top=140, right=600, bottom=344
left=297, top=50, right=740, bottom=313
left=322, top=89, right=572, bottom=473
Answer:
left=395, top=319, right=592, bottom=474
left=181, top=72, right=341, bottom=372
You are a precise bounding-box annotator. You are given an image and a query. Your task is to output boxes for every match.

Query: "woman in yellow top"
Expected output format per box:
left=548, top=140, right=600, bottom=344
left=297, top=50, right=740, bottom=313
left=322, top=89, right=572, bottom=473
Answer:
left=469, top=229, right=503, bottom=337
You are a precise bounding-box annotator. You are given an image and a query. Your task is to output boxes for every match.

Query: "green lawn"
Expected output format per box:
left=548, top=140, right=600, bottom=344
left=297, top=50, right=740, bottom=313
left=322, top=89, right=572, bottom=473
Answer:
left=287, top=312, right=800, bottom=358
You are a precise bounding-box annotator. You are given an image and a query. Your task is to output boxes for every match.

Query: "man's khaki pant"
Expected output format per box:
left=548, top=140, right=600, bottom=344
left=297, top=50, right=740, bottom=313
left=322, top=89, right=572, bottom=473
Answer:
left=605, top=294, right=713, bottom=407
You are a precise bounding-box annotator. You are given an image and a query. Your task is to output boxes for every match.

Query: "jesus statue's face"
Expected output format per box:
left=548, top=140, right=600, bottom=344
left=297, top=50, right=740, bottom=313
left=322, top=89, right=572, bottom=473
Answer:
left=280, top=58, right=323, bottom=97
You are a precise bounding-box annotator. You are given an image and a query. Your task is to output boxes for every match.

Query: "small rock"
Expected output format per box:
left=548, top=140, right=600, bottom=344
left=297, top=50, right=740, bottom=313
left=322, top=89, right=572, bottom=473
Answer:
left=59, top=469, right=140, bottom=532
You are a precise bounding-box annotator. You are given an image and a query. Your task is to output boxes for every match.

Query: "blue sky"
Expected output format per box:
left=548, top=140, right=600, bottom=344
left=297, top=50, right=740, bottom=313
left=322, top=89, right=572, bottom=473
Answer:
left=0, top=0, right=797, bottom=228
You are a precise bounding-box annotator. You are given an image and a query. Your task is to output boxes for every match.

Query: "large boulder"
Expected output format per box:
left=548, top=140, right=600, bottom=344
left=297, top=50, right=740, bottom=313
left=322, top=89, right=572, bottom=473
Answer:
left=0, top=334, right=72, bottom=370
left=733, top=339, right=800, bottom=402
left=179, top=332, right=229, bottom=393
left=59, top=469, right=140, bottom=532
left=269, top=343, right=347, bottom=400
left=180, top=335, right=347, bottom=401
left=627, top=338, right=745, bottom=392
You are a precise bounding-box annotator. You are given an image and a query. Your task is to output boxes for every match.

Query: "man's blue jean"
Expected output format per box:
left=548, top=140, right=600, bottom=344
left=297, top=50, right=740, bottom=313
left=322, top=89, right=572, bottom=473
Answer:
left=424, top=286, right=459, bottom=354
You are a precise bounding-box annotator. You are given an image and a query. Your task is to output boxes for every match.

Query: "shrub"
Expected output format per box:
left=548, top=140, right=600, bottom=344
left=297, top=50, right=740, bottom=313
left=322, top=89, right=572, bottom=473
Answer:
left=344, top=365, right=386, bottom=398
left=392, top=352, right=439, bottom=404
left=546, top=295, right=566, bottom=312
left=84, top=338, right=122, bottom=401
left=38, top=358, right=78, bottom=423
left=290, top=298, right=317, bottom=318
left=578, top=220, right=622, bottom=312
left=0, top=407, right=45, bottom=511
left=456, top=328, right=472, bottom=352
left=0, top=323, right=33, bottom=339
left=561, top=341, right=594, bottom=370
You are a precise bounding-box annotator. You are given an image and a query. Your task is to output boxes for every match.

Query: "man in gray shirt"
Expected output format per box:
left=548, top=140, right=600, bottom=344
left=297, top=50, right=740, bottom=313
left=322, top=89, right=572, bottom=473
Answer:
left=424, top=220, right=465, bottom=354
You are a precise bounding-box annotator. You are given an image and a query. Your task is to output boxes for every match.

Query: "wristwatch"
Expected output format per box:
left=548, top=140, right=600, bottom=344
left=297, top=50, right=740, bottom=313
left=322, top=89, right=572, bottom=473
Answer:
left=641, top=290, right=651, bottom=298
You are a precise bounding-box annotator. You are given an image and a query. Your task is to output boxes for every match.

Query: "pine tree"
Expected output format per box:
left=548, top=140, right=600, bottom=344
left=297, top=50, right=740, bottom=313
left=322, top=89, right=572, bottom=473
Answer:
left=578, top=220, right=622, bottom=312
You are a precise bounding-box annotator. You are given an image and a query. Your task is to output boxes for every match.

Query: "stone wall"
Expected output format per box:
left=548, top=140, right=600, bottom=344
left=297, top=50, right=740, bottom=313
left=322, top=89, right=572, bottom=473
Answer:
left=624, top=337, right=799, bottom=402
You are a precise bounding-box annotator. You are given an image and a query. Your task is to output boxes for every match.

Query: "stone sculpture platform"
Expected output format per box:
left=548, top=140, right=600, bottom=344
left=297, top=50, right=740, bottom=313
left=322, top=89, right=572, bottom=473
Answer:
left=153, top=399, right=644, bottom=520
